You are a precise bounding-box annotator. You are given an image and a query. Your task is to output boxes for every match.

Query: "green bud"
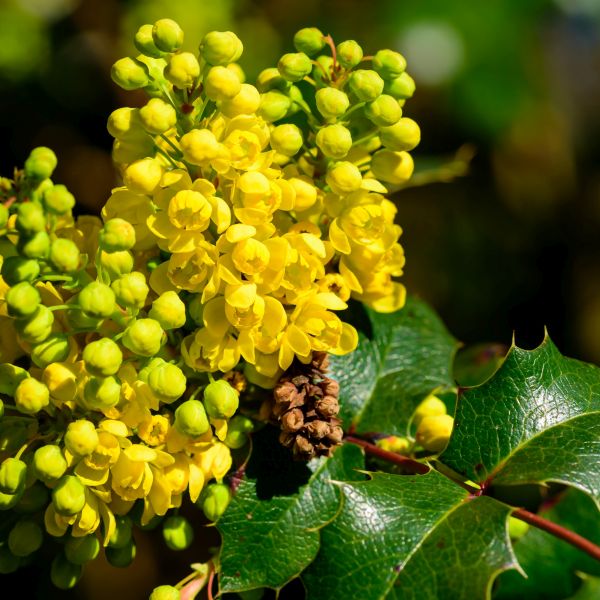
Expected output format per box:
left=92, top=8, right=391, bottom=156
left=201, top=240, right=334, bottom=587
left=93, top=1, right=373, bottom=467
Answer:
left=0, top=204, right=8, bottom=229
left=379, top=117, right=420, bottom=151
left=137, top=357, right=166, bottom=383
left=99, top=218, right=136, bottom=253
left=315, top=124, right=353, bottom=159
left=0, top=489, right=23, bottom=511
left=336, top=40, right=363, bottom=69
left=164, top=52, right=201, bottom=89
left=111, top=57, right=150, bottom=91
left=24, top=147, right=57, bottom=180
left=312, top=55, right=334, bottom=86
left=200, top=31, right=243, bottom=65
left=384, top=72, right=415, bottom=100
left=64, top=534, right=100, bottom=564
left=256, top=67, right=291, bottom=93
left=257, top=91, right=291, bottom=122
left=293, top=27, right=325, bottom=56
left=0, top=458, right=27, bottom=494
left=149, top=291, right=186, bottom=330
left=134, top=24, right=165, bottom=58
left=30, top=333, right=70, bottom=368
left=8, top=520, right=43, bottom=557
left=105, top=539, right=136, bottom=568
left=66, top=298, right=103, bottom=330
left=508, top=516, right=530, bottom=540
left=122, top=318, right=164, bottom=357
left=415, top=414, right=454, bottom=453
left=52, top=474, right=86, bottom=516
left=1, top=256, right=40, bottom=285
left=99, top=250, right=134, bottom=280
left=33, top=444, right=67, bottom=482
left=278, top=52, right=312, bottom=82
left=15, top=481, right=49, bottom=513
left=148, top=363, right=186, bottom=403
left=19, top=231, right=50, bottom=259
left=139, top=98, right=177, bottom=134
left=270, top=124, right=303, bottom=157
left=174, top=399, right=210, bottom=437
left=201, top=482, right=231, bottom=521
left=78, top=281, right=116, bottom=318
left=51, top=553, right=82, bottom=589
left=152, top=19, right=183, bottom=53
left=83, top=338, right=123, bottom=376
left=14, top=377, right=49, bottom=414
left=6, top=281, right=40, bottom=317
left=43, top=184, right=75, bottom=215
left=162, top=515, right=193, bottom=551
left=326, top=161, right=362, bottom=195
left=15, top=305, right=54, bottom=344
left=224, top=415, right=253, bottom=449
left=315, top=87, right=350, bottom=119
left=50, top=238, right=80, bottom=272
left=64, top=419, right=99, bottom=457
left=150, top=585, right=181, bottom=600
left=348, top=69, right=384, bottom=102
left=372, top=49, right=407, bottom=80
left=83, top=375, right=122, bottom=410
left=15, top=202, right=46, bottom=235
left=111, top=272, right=149, bottom=309
left=203, top=379, right=239, bottom=419
left=364, top=94, right=402, bottom=127
left=29, top=177, right=53, bottom=204
left=0, top=546, right=20, bottom=574
left=108, top=515, right=133, bottom=549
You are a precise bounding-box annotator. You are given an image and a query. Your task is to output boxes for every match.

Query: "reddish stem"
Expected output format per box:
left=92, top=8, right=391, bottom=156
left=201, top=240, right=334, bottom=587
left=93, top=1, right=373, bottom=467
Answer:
left=512, top=507, right=600, bottom=562
left=207, top=569, right=215, bottom=600
left=323, top=34, right=338, bottom=73
left=345, top=436, right=429, bottom=474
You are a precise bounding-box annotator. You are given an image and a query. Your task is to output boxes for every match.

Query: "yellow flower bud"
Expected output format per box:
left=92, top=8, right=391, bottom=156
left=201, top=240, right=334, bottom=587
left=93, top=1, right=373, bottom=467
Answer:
left=415, top=414, right=454, bottom=453
left=152, top=19, right=184, bottom=53
left=412, top=394, right=447, bottom=428
left=139, top=98, right=177, bottom=134
left=123, top=158, right=163, bottom=195
left=107, top=108, right=142, bottom=139
left=14, top=378, right=49, bottom=415
left=179, top=129, right=221, bottom=165
left=380, top=118, right=421, bottom=151
left=65, top=420, right=99, bottom=457
left=200, top=31, right=243, bottom=65
left=315, top=87, right=349, bottom=120
left=219, top=84, right=261, bottom=118
left=164, top=52, right=200, bottom=89
left=270, top=124, right=303, bottom=156
left=42, top=362, right=77, bottom=406
left=326, top=161, right=362, bottom=195
left=149, top=291, right=186, bottom=330
left=204, top=66, right=242, bottom=101
left=111, top=57, right=149, bottom=91
left=370, top=149, right=414, bottom=184
left=316, top=124, right=352, bottom=159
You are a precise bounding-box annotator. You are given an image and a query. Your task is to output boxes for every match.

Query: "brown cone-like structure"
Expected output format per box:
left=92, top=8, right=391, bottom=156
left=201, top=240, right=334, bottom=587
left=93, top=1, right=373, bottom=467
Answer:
left=267, top=352, right=343, bottom=460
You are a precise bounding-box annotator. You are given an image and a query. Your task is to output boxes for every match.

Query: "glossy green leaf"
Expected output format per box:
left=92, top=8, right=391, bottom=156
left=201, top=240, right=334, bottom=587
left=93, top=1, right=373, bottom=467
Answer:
left=217, top=427, right=365, bottom=594
left=330, top=296, right=459, bottom=436
left=302, top=470, right=517, bottom=599
left=441, top=336, right=600, bottom=503
left=495, top=489, right=600, bottom=600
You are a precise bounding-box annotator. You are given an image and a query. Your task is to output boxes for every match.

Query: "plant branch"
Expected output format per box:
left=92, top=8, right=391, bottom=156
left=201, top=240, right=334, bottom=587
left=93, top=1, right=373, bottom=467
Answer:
left=344, top=436, right=429, bottom=474
left=511, top=507, right=600, bottom=562
left=351, top=440, right=600, bottom=563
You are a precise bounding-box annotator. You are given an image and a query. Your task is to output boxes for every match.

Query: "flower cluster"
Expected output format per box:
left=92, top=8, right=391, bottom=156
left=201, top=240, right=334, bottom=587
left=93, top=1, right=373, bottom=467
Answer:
left=0, top=150, right=249, bottom=587
left=108, top=21, right=418, bottom=388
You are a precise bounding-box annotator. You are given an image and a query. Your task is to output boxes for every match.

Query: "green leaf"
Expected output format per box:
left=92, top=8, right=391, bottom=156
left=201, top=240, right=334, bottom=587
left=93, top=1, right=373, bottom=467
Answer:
left=302, top=470, right=517, bottom=599
left=441, top=336, right=600, bottom=503
left=567, top=576, right=600, bottom=600
left=217, top=427, right=365, bottom=594
left=495, top=489, right=600, bottom=600
left=330, top=296, right=459, bottom=436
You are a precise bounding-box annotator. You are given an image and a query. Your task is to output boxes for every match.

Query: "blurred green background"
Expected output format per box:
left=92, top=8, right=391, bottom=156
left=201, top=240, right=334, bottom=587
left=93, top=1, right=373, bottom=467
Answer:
left=1, top=0, right=600, bottom=596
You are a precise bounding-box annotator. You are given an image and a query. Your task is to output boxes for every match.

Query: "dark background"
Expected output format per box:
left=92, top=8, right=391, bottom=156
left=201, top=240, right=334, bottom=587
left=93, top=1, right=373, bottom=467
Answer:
left=1, top=0, right=600, bottom=597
